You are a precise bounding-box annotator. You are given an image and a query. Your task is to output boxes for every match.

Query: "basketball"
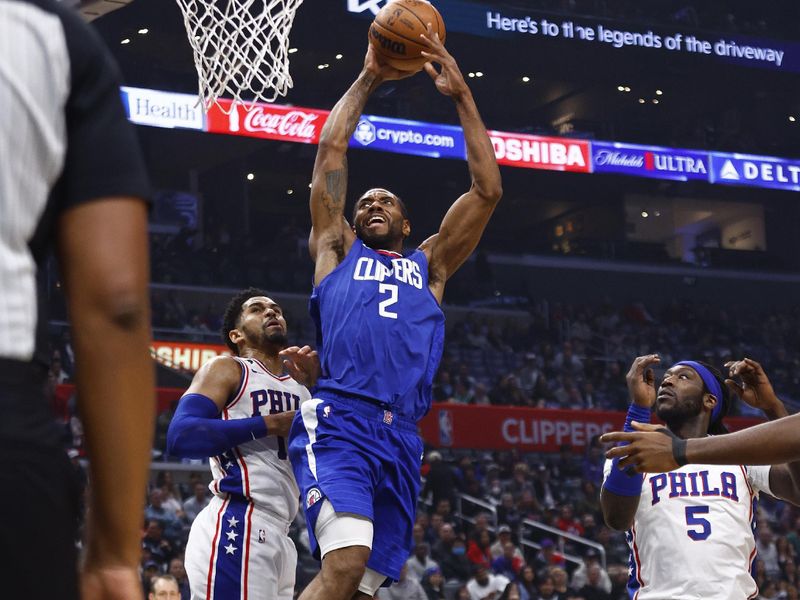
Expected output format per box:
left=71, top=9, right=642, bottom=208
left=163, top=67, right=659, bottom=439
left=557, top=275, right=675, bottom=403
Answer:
left=369, top=0, right=446, bottom=72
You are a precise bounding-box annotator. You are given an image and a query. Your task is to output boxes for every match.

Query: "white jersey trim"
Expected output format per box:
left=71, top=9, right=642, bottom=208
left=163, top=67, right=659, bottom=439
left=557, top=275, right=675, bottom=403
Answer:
left=745, top=464, right=772, bottom=496
left=225, top=357, right=249, bottom=411
left=300, top=399, right=323, bottom=480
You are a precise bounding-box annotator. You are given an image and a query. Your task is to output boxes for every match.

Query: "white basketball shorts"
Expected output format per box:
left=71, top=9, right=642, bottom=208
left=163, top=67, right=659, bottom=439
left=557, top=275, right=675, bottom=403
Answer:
left=185, top=495, right=297, bottom=600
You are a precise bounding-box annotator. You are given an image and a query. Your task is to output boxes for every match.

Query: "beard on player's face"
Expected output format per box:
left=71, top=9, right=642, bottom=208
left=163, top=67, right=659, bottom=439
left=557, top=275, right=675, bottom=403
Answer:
left=656, top=394, right=703, bottom=429
left=239, top=320, right=288, bottom=351
left=263, top=328, right=289, bottom=346
left=355, top=221, right=404, bottom=248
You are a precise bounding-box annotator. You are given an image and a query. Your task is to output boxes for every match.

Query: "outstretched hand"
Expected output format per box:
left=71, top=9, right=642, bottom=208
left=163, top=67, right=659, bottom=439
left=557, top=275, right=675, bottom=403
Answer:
left=626, top=354, right=660, bottom=409
left=420, top=23, right=469, bottom=98
left=280, top=345, right=321, bottom=388
left=264, top=410, right=297, bottom=438
left=601, top=422, right=679, bottom=473
left=723, top=357, right=783, bottom=414
left=363, top=44, right=420, bottom=82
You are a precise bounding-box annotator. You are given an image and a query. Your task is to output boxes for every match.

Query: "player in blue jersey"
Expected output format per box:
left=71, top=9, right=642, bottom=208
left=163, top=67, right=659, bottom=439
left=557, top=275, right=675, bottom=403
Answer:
left=288, top=26, right=502, bottom=600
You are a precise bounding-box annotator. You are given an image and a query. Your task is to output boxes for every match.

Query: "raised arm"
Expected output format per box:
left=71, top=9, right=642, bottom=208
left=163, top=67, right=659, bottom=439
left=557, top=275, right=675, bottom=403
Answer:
left=600, top=355, right=658, bottom=531
left=417, top=27, right=502, bottom=303
left=309, top=47, right=414, bottom=285
left=602, top=358, right=800, bottom=507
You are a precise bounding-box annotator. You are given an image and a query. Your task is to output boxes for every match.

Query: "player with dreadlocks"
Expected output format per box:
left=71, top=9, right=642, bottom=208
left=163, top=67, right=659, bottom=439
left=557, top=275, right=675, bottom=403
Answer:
left=601, top=354, right=800, bottom=599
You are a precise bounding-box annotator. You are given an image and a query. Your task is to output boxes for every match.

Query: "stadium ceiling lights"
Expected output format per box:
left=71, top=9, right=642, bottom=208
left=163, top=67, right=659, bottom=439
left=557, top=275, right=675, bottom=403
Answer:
left=521, top=76, right=531, bottom=83
left=288, top=48, right=298, bottom=54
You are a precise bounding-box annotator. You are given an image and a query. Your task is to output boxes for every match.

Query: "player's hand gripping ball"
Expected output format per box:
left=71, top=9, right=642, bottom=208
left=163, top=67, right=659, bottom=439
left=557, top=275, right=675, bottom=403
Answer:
left=369, top=0, right=446, bottom=72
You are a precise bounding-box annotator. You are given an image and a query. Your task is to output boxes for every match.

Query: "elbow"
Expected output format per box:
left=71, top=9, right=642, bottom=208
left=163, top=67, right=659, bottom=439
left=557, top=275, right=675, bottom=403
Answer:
left=474, top=182, right=503, bottom=205
left=165, top=422, right=182, bottom=458
left=602, top=508, right=632, bottom=532
left=317, top=137, right=348, bottom=157
left=108, top=295, right=148, bottom=331
left=489, top=184, right=503, bottom=204
left=605, top=516, right=632, bottom=532
left=166, top=418, right=195, bottom=459
left=96, top=284, right=149, bottom=332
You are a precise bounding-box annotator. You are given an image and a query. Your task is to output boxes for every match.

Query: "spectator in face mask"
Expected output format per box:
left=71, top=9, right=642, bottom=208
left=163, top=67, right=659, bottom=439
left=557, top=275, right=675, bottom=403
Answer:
left=438, top=535, right=472, bottom=582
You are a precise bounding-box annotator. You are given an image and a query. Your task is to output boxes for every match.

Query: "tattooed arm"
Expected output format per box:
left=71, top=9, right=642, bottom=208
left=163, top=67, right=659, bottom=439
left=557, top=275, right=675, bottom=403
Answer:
left=309, top=46, right=414, bottom=285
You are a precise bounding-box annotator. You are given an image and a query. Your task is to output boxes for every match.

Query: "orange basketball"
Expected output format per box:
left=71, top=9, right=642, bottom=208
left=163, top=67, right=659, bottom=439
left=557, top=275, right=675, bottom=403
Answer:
left=368, top=0, right=446, bottom=72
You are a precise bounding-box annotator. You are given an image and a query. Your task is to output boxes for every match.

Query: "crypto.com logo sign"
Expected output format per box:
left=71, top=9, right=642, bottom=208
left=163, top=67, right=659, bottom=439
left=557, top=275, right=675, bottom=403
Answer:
left=347, top=0, right=389, bottom=15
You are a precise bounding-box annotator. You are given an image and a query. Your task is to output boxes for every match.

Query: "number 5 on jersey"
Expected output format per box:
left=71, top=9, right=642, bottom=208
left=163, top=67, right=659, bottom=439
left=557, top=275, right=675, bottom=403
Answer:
left=379, top=283, right=398, bottom=319
left=685, top=505, right=711, bottom=540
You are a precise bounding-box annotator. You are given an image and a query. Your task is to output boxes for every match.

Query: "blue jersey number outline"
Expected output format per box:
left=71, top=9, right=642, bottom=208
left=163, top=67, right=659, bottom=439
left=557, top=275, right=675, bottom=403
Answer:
left=685, top=505, right=712, bottom=540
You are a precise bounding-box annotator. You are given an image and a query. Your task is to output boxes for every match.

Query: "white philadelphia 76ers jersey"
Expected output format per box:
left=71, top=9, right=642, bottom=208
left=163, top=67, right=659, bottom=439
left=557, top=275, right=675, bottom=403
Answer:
left=603, top=459, right=773, bottom=600
left=210, top=357, right=311, bottom=524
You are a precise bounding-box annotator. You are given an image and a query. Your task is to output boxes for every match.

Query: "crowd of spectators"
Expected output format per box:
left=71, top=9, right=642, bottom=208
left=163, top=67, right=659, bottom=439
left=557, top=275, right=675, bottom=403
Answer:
left=118, top=441, right=800, bottom=600
left=371, top=447, right=800, bottom=600
left=143, top=292, right=800, bottom=414
left=149, top=221, right=310, bottom=292
left=48, top=293, right=800, bottom=461
left=433, top=299, right=800, bottom=413
left=46, top=224, right=800, bottom=598
left=50, top=283, right=800, bottom=599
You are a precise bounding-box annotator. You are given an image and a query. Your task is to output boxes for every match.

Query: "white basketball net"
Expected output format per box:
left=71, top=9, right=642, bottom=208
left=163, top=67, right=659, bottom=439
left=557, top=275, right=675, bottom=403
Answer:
left=175, top=0, right=304, bottom=113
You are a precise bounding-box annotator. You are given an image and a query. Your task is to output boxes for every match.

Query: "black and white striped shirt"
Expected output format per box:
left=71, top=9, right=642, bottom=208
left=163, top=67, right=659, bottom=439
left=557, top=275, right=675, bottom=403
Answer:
left=0, top=0, right=149, bottom=368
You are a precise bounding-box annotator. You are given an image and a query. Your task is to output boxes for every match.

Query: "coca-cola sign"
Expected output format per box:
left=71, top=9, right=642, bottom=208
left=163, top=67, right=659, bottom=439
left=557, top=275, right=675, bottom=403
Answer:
left=243, top=108, right=319, bottom=139
left=207, top=98, right=329, bottom=143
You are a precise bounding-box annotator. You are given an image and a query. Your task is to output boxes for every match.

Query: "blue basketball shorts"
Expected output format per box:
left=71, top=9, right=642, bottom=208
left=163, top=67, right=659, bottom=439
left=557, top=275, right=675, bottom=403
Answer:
left=288, top=393, right=423, bottom=583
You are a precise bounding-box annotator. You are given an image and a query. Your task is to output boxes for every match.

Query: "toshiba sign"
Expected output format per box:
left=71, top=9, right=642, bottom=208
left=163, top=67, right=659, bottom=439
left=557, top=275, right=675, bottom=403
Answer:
left=488, top=131, right=591, bottom=173
left=150, top=341, right=230, bottom=373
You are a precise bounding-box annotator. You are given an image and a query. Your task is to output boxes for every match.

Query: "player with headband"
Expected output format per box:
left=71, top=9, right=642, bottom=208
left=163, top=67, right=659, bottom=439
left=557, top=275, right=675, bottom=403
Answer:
left=601, top=354, right=800, bottom=599
left=603, top=357, right=800, bottom=473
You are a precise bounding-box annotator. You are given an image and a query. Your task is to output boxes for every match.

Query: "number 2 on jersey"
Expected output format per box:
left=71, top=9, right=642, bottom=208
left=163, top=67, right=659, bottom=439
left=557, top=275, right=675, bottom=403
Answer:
left=379, top=283, right=398, bottom=319
left=685, top=505, right=711, bottom=540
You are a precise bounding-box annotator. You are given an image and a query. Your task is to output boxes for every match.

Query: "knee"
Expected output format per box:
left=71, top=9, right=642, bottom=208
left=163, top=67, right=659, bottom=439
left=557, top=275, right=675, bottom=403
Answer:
left=323, top=547, right=370, bottom=590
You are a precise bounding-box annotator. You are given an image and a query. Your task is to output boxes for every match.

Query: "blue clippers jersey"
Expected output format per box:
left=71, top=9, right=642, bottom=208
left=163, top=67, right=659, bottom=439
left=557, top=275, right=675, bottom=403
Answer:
left=310, top=241, right=445, bottom=421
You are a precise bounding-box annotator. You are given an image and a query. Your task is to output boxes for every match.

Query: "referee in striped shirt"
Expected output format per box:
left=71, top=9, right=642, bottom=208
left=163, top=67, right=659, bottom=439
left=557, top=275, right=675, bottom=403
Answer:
left=1, top=1, right=155, bottom=598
